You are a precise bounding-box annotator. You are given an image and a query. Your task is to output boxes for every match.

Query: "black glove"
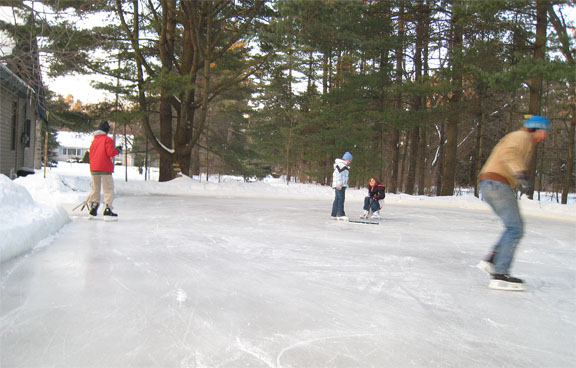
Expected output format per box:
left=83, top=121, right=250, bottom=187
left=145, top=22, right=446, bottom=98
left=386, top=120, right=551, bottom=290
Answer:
left=515, top=172, right=531, bottom=194
left=116, top=145, right=123, bottom=153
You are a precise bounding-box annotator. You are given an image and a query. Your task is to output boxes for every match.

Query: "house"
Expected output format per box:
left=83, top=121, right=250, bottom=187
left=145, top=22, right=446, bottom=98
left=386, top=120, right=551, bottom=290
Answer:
left=0, top=63, right=44, bottom=178
left=55, top=130, right=135, bottom=166
left=55, top=131, right=91, bottom=163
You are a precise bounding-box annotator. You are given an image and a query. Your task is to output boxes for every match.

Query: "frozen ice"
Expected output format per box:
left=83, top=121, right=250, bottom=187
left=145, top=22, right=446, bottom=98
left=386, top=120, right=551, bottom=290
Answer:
left=1, top=164, right=575, bottom=367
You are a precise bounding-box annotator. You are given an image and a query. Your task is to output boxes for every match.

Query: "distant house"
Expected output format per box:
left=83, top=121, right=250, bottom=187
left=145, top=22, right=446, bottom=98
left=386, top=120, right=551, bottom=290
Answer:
left=55, top=130, right=135, bottom=166
left=55, top=131, right=92, bottom=163
left=0, top=63, right=45, bottom=178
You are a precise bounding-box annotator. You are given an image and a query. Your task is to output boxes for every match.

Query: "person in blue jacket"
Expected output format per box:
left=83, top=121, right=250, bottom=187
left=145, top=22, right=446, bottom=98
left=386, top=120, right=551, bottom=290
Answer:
left=331, top=152, right=353, bottom=220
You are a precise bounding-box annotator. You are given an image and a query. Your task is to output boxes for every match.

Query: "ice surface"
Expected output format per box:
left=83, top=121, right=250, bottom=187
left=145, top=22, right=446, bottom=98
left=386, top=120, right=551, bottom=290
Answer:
left=1, top=164, right=575, bottom=367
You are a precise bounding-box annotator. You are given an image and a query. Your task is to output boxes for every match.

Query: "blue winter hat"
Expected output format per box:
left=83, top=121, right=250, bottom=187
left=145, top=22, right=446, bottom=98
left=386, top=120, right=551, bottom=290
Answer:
left=524, top=115, right=550, bottom=130
left=343, top=152, right=353, bottom=162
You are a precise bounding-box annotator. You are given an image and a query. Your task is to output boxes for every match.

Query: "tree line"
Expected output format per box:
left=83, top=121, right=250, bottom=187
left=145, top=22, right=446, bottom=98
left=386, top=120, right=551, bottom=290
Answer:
left=0, top=0, right=574, bottom=203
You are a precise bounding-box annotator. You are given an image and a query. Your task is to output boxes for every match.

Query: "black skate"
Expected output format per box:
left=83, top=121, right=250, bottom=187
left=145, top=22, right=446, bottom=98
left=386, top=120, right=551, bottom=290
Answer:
left=489, top=274, right=525, bottom=291
left=103, top=206, right=119, bottom=222
left=89, top=202, right=99, bottom=217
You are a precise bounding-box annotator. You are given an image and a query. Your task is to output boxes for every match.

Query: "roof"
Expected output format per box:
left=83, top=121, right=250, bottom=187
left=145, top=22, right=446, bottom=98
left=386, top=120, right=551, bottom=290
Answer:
left=56, top=130, right=134, bottom=150
left=0, top=63, right=34, bottom=98
left=56, top=131, right=93, bottom=149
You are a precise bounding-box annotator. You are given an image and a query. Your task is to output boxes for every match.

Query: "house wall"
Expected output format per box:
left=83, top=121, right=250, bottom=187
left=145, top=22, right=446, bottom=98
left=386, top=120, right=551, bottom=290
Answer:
left=0, top=83, right=37, bottom=178
left=56, top=146, right=89, bottom=162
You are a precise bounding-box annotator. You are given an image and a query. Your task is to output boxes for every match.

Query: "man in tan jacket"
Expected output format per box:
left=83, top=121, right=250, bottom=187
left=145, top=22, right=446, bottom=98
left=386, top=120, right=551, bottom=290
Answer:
left=477, top=115, right=549, bottom=291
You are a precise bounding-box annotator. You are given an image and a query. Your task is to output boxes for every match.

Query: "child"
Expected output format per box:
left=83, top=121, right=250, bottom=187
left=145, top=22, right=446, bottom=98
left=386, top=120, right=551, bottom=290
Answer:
left=331, top=152, right=353, bottom=220
left=361, top=177, right=386, bottom=219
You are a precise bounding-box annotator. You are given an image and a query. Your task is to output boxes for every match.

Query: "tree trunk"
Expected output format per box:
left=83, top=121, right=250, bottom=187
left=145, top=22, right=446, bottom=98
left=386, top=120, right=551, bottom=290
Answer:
left=390, top=128, right=400, bottom=193
left=405, top=127, right=419, bottom=194
left=406, top=0, right=425, bottom=195
left=473, top=93, right=485, bottom=198
left=390, top=4, right=405, bottom=193
left=418, top=125, right=427, bottom=195
left=527, top=0, right=548, bottom=199
left=435, top=123, right=445, bottom=195
left=563, top=107, right=575, bottom=204
left=547, top=4, right=574, bottom=204
left=440, top=0, right=463, bottom=196
left=417, top=0, right=431, bottom=195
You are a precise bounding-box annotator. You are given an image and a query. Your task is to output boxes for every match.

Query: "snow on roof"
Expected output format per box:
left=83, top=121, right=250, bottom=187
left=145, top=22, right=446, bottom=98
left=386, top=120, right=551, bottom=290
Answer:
left=55, top=131, right=93, bottom=149
left=56, top=130, right=134, bottom=149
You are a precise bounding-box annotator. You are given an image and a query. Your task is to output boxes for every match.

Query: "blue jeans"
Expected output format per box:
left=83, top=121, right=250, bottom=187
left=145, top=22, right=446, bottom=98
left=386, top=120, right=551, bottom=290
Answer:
left=479, top=180, right=524, bottom=274
left=331, top=187, right=346, bottom=217
left=363, top=197, right=380, bottom=213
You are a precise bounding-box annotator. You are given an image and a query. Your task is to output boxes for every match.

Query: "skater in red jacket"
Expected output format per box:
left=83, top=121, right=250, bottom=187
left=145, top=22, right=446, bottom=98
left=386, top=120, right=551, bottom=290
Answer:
left=87, top=120, right=122, bottom=220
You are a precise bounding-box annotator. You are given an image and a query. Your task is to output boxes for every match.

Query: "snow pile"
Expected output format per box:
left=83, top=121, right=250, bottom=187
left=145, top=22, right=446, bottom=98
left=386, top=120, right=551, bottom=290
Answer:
left=0, top=174, right=70, bottom=263
left=14, top=171, right=87, bottom=205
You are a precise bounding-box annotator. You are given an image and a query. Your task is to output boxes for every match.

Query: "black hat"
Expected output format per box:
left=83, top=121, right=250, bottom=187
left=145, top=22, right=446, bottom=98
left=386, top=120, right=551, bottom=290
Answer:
left=98, top=120, right=110, bottom=133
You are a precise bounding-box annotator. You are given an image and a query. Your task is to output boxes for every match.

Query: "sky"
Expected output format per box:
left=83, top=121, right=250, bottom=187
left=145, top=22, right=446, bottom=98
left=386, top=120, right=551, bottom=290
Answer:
left=2, top=3, right=575, bottom=104
left=0, top=163, right=574, bottom=367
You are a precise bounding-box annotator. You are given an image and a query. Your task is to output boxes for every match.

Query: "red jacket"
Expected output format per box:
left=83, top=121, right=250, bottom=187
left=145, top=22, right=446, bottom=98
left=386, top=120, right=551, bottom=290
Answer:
left=89, top=132, right=119, bottom=173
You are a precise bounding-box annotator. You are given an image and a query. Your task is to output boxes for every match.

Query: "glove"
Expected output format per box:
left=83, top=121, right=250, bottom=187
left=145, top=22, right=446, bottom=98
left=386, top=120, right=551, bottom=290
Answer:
left=116, top=145, right=123, bottom=153
left=515, top=172, right=531, bottom=194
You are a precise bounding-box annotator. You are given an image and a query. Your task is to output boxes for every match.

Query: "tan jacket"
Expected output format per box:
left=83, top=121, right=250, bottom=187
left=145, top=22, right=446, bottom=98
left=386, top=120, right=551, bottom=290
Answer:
left=479, top=130, right=535, bottom=188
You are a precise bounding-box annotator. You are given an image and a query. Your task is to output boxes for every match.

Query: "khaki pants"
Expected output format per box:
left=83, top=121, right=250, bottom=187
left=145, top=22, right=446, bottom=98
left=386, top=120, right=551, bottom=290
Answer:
left=88, top=173, right=115, bottom=209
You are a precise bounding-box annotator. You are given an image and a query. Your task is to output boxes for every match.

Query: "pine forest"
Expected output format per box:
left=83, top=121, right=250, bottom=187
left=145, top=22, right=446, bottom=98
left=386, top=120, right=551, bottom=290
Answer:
left=0, top=0, right=574, bottom=203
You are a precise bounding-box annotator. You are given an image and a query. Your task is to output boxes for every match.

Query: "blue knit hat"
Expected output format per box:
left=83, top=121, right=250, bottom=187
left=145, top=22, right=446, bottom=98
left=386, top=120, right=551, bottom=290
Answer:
left=524, top=115, right=550, bottom=130
left=343, top=152, right=353, bottom=162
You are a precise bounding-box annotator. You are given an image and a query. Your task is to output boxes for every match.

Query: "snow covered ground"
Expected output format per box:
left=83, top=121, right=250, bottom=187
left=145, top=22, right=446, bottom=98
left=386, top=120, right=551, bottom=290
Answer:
left=1, top=163, right=575, bottom=367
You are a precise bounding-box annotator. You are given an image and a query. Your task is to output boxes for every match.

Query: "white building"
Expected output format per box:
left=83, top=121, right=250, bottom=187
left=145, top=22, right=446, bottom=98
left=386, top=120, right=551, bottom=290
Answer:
left=55, top=131, right=134, bottom=166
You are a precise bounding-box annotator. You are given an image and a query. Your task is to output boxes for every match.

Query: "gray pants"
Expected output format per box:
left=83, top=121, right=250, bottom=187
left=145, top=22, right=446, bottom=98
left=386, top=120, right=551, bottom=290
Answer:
left=88, top=173, right=115, bottom=209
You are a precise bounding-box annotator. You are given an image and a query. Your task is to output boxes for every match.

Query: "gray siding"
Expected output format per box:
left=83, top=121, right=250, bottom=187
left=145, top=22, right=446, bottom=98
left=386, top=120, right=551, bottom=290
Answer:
left=0, top=83, right=38, bottom=178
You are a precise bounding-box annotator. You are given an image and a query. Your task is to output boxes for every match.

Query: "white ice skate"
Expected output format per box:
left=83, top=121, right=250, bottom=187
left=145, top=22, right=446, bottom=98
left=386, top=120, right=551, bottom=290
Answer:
left=476, top=260, right=494, bottom=275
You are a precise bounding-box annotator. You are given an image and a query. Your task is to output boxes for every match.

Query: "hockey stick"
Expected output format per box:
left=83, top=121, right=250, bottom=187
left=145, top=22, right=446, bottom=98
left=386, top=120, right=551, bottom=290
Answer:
left=72, top=198, right=89, bottom=212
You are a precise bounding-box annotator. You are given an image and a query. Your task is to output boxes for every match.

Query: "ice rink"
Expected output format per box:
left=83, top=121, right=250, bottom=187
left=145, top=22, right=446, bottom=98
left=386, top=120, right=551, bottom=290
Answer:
left=1, top=193, right=575, bottom=367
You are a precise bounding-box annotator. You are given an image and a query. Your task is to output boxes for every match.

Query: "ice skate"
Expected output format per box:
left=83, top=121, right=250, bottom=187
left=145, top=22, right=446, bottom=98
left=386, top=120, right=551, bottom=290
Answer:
left=360, top=210, right=369, bottom=219
left=103, top=206, right=119, bottom=222
left=89, top=202, right=99, bottom=218
left=489, top=274, right=525, bottom=291
left=476, top=260, right=494, bottom=275
left=371, top=211, right=380, bottom=219
left=337, top=216, right=349, bottom=221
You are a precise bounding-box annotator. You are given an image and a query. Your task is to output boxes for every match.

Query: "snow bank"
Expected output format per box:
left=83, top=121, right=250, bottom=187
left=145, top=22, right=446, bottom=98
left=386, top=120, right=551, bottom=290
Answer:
left=0, top=174, right=70, bottom=263
left=116, top=175, right=575, bottom=222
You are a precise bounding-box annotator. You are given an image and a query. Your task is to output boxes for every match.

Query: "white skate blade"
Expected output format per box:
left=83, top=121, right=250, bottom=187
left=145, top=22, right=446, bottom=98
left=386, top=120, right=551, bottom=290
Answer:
left=489, top=279, right=525, bottom=291
left=476, top=261, right=494, bottom=275
left=103, top=216, right=119, bottom=222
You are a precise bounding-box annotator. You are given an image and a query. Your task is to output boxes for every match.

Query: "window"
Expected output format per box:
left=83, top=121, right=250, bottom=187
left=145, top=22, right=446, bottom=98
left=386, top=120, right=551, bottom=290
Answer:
left=24, top=119, right=31, bottom=148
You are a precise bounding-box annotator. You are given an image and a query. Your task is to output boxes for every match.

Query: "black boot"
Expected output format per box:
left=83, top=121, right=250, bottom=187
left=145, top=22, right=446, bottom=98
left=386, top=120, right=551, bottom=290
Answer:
left=489, top=274, right=525, bottom=291
left=89, top=202, right=99, bottom=217
left=103, top=206, right=118, bottom=221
